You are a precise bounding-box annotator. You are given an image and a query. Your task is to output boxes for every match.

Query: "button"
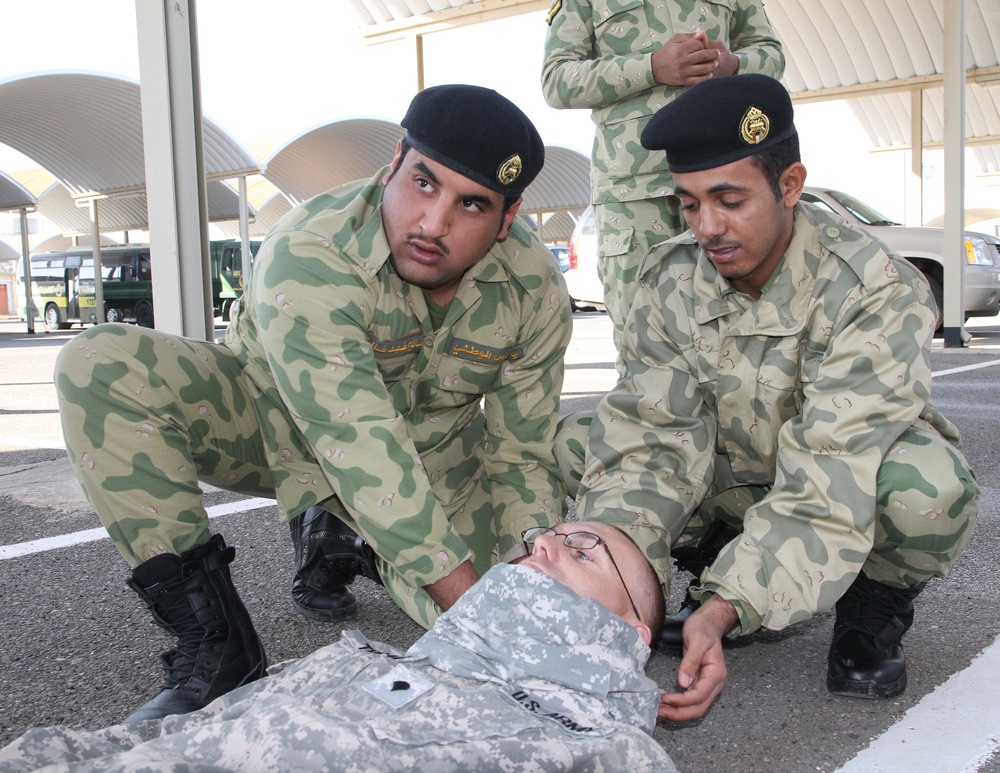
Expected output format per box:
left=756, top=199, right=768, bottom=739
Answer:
left=825, top=227, right=841, bottom=239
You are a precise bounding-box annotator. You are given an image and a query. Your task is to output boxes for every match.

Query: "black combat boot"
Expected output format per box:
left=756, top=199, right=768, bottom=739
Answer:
left=124, top=534, right=267, bottom=724
left=289, top=507, right=382, bottom=622
left=656, top=520, right=740, bottom=654
left=827, top=571, right=926, bottom=699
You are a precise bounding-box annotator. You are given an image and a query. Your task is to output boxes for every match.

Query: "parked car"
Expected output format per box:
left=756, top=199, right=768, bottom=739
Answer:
left=548, top=244, right=570, bottom=273
left=800, top=187, right=1000, bottom=329
left=565, top=208, right=602, bottom=310
left=565, top=190, right=1000, bottom=327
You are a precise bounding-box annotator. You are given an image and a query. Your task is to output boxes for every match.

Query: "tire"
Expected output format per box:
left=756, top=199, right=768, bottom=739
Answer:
left=135, top=301, right=154, bottom=328
left=924, top=274, right=944, bottom=333
left=44, top=304, right=63, bottom=333
left=222, top=299, right=233, bottom=322
left=106, top=307, right=124, bottom=323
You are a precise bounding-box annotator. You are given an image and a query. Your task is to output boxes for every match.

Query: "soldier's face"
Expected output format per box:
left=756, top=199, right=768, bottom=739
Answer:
left=673, top=156, right=805, bottom=299
left=520, top=522, right=642, bottom=624
left=382, top=145, right=522, bottom=306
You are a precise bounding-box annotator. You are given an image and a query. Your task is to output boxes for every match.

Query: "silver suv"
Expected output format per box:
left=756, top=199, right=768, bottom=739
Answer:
left=801, top=187, right=1000, bottom=329
left=565, top=188, right=1000, bottom=328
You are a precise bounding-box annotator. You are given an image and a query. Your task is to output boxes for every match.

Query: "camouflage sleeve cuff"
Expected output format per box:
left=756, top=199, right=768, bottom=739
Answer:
left=397, top=529, right=474, bottom=588
left=696, top=580, right=762, bottom=637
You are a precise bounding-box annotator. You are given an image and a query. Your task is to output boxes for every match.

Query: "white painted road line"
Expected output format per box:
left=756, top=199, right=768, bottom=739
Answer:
left=0, top=497, right=275, bottom=560
left=932, top=359, right=1000, bottom=377
left=834, top=636, right=1000, bottom=772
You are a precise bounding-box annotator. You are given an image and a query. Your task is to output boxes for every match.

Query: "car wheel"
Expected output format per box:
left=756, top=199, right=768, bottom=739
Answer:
left=44, top=304, right=62, bottom=333
left=924, top=274, right=944, bottom=332
left=106, top=307, right=124, bottom=323
left=135, top=301, right=154, bottom=328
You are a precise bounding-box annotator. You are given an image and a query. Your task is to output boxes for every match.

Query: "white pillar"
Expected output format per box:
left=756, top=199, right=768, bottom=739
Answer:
left=942, top=0, right=966, bottom=348
left=135, top=0, right=213, bottom=339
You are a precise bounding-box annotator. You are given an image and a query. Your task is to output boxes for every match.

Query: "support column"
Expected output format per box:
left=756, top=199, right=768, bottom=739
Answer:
left=942, top=0, right=967, bottom=348
left=135, top=0, right=214, bottom=339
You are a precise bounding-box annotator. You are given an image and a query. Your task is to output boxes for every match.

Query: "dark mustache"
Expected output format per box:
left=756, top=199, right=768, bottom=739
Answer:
left=405, top=232, right=450, bottom=257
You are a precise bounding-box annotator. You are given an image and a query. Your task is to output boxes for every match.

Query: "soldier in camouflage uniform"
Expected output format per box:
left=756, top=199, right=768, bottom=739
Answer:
left=53, top=85, right=571, bottom=725
left=556, top=75, right=980, bottom=723
left=0, top=527, right=678, bottom=772
left=542, top=0, right=784, bottom=375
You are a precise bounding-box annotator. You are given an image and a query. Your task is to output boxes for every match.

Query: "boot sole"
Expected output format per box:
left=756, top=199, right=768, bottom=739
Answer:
left=292, top=597, right=359, bottom=623
left=826, top=671, right=906, bottom=700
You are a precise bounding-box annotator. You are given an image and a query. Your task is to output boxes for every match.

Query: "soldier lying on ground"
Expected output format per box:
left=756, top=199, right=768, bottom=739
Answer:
left=0, top=523, right=677, bottom=773
left=557, top=74, right=980, bottom=722
left=53, top=84, right=571, bottom=724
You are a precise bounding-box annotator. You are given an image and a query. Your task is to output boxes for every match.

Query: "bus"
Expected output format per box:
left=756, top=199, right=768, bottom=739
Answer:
left=26, top=239, right=260, bottom=331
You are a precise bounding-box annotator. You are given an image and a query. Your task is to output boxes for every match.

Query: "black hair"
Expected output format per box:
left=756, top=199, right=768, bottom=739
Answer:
left=748, top=133, right=801, bottom=200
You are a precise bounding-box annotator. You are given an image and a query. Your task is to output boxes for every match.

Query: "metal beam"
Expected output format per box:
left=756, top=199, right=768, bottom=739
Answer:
left=789, top=65, right=1000, bottom=104
left=360, top=0, right=548, bottom=44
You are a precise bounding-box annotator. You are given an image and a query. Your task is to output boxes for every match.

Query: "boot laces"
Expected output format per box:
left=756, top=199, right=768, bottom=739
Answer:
left=148, top=582, right=219, bottom=688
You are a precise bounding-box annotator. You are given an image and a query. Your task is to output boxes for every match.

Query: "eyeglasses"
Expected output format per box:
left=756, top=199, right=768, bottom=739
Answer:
left=522, top=526, right=642, bottom=623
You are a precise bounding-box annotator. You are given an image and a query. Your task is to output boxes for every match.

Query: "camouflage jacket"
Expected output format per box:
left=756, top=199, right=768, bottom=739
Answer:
left=542, top=0, right=784, bottom=204
left=579, top=204, right=958, bottom=634
left=225, top=170, right=571, bottom=588
left=0, top=565, right=675, bottom=772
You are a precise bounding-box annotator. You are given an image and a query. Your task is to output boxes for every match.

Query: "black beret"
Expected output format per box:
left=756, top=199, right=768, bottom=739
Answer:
left=640, top=74, right=796, bottom=173
left=401, top=84, right=545, bottom=197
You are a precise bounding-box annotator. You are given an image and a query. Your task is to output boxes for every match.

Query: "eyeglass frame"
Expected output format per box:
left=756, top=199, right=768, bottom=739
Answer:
left=521, top=526, right=642, bottom=623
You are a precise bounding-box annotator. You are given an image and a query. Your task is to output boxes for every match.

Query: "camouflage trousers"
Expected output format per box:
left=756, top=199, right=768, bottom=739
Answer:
left=555, top=412, right=980, bottom=595
left=54, top=324, right=499, bottom=628
left=595, top=197, right=685, bottom=378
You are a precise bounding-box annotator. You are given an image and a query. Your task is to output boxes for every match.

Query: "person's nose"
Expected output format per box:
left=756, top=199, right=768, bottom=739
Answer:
left=530, top=531, right=562, bottom=561
left=420, top=197, right=450, bottom=238
left=697, top=204, right=726, bottom=240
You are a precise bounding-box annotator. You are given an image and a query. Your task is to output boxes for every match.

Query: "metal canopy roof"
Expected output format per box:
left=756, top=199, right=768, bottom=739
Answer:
left=259, top=118, right=590, bottom=235
left=0, top=71, right=261, bottom=199
left=347, top=0, right=1000, bottom=172
left=0, top=170, right=35, bottom=212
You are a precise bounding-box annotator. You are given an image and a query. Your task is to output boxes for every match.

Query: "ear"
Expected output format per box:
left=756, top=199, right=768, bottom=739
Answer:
left=496, top=197, right=523, bottom=240
left=383, top=139, right=405, bottom=183
left=631, top=620, right=654, bottom=647
left=780, top=162, right=807, bottom=209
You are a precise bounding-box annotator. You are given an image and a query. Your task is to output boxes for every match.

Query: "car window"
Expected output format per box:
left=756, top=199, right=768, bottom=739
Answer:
left=826, top=190, right=898, bottom=226
left=800, top=193, right=837, bottom=215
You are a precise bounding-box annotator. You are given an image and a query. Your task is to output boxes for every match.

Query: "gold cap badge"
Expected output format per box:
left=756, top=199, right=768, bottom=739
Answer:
left=497, top=154, right=523, bottom=186
left=740, top=106, right=770, bottom=145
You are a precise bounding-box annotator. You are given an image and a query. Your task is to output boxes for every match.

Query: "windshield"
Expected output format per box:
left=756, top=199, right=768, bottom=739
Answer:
left=826, top=190, right=899, bottom=226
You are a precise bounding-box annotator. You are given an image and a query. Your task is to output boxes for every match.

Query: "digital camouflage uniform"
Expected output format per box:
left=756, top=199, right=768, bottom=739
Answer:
left=557, top=204, right=980, bottom=636
left=0, top=565, right=676, bottom=773
left=542, top=0, right=784, bottom=371
left=55, top=169, right=572, bottom=628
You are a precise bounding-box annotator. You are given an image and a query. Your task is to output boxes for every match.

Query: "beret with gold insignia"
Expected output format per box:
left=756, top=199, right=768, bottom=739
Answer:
left=640, top=74, right=796, bottom=173
left=401, top=84, right=545, bottom=197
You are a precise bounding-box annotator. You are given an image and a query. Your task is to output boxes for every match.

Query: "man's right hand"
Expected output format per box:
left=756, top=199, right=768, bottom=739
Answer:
left=424, top=560, right=479, bottom=611
left=657, top=594, right=737, bottom=722
left=651, top=30, right=722, bottom=86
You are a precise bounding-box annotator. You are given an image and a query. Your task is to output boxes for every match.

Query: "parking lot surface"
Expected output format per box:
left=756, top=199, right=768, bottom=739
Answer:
left=1, top=314, right=998, bottom=772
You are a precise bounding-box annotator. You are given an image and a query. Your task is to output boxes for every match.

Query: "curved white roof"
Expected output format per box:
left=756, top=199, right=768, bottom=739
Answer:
left=349, top=0, right=1000, bottom=169
left=0, top=71, right=260, bottom=197
left=0, top=170, right=35, bottom=212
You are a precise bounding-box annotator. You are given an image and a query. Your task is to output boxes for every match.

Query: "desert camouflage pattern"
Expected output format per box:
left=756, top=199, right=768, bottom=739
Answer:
left=55, top=169, right=571, bottom=627
left=0, top=565, right=675, bottom=772
left=542, top=0, right=784, bottom=206
left=564, top=204, right=980, bottom=635
left=541, top=0, right=784, bottom=370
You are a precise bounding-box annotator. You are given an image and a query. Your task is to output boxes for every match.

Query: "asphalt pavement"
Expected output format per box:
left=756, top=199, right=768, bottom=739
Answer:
left=1, top=313, right=998, bottom=773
